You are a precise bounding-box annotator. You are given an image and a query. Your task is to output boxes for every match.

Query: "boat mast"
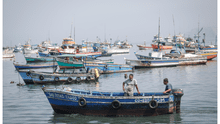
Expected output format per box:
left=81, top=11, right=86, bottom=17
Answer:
left=74, top=17, right=75, bottom=42
left=157, top=17, right=160, bottom=51
left=70, top=22, right=73, bottom=38
left=197, top=19, right=203, bottom=52
left=172, top=15, right=177, bottom=50
left=104, top=24, right=106, bottom=42
left=74, top=26, right=75, bottom=42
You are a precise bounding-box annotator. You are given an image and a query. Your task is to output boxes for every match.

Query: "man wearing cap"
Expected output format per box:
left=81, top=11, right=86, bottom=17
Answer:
left=123, top=74, right=140, bottom=96
left=163, top=78, right=172, bottom=94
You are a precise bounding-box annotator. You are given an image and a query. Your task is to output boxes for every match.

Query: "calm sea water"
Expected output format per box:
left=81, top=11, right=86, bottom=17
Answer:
left=3, top=47, right=217, bottom=124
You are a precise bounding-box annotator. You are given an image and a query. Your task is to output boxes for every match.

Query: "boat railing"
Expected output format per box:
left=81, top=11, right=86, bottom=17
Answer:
left=70, top=89, right=168, bottom=97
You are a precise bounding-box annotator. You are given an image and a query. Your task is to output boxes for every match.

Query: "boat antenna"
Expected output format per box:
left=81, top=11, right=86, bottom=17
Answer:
left=172, top=14, right=177, bottom=50
left=70, top=22, right=73, bottom=38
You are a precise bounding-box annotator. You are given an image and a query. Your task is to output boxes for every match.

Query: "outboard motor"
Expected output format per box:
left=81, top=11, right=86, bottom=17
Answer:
left=172, top=89, right=184, bottom=113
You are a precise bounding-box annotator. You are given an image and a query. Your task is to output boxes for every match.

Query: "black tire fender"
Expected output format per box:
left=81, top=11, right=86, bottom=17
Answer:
left=86, top=76, right=91, bottom=81
left=26, top=71, right=31, bottom=76
left=149, top=95, right=158, bottom=109
left=112, top=100, right=121, bottom=109
left=67, top=77, right=73, bottom=83
left=54, top=76, right=59, bottom=82
left=78, top=97, right=87, bottom=107
left=39, top=75, right=44, bottom=80
left=76, top=77, right=81, bottom=82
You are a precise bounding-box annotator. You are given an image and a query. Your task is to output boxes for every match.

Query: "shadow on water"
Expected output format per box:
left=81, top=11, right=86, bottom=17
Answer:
left=48, top=112, right=182, bottom=124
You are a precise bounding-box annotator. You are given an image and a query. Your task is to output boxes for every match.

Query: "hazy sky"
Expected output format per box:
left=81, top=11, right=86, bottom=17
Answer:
left=3, top=0, right=217, bottom=47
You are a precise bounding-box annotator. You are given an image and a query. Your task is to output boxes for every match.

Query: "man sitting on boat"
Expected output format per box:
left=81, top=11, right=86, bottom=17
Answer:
left=163, top=78, right=172, bottom=94
left=123, top=74, right=140, bottom=96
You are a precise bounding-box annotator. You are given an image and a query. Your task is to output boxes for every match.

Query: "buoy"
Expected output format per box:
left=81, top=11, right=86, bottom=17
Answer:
left=17, top=83, right=25, bottom=86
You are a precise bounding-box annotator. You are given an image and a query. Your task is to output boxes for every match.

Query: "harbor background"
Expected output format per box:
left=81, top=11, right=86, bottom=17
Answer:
left=3, top=47, right=217, bottom=124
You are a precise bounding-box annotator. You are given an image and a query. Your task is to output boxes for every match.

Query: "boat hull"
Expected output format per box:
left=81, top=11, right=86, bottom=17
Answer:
left=42, top=88, right=183, bottom=117
left=126, top=59, right=179, bottom=68
left=56, top=60, right=84, bottom=69
left=18, top=70, right=34, bottom=84
left=30, top=71, right=98, bottom=84
left=56, top=59, right=114, bottom=69
left=25, top=57, right=55, bottom=62
left=84, top=62, right=133, bottom=73
left=151, top=44, right=173, bottom=50
left=14, top=63, right=58, bottom=69
left=137, top=45, right=152, bottom=50
left=206, top=55, right=217, bottom=60
left=178, top=58, right=207, bottom=65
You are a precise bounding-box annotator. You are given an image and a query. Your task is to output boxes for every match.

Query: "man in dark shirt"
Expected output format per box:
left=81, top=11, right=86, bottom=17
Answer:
left=163, top=78, right=172, bottom=94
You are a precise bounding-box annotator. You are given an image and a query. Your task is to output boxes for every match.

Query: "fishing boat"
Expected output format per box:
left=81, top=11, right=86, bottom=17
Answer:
left=200, top=45, right=217, bottom=52
left=125, top=58, right=179, bottom=68
left=99, top=45, right=130, bottom=54
left=42, top=86, right=184, bottom=116
left=132, top=51, right=207, bottom=67
left=84, top=62, right=133, bottom=74
left=185, top=49, right=217, bottom=60
left=56, top=55, right=114, bottom=69
left=13, top=63, right=58, bottom=70
left=137, top=44, right=152, bottom=50
left=151, top=43, right=173, bottom=50
left=197, top=51, right=217, bottom=60
left=3, top=53, right=15, bottom=58
left=25, top=56, right=55, bottom=63
left=29, top=68, right=99, bottom=84
left=13, top=43, right=23, bottom=52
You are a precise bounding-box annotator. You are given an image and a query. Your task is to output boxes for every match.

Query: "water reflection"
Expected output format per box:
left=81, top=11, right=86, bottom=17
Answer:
left=49, top=112, right=182, bottom=124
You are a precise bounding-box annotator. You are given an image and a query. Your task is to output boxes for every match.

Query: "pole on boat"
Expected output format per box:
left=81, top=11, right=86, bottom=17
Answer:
left=203, top=33, right=205, bottom=47
left=157, top=17, right=160, bottom=51
left=172, top=15, right=177, bottom=51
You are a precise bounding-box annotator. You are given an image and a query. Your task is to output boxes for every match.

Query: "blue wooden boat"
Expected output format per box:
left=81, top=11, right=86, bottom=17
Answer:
left=84, top=62, right=133, bottom=74
left=13, top=63, right=58, bottom=69
left=42, top=86, right=184, bottom=116
left=25, top=57, right=55, bottom=63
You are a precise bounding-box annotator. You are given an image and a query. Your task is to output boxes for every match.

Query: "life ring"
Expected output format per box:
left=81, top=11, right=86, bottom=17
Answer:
left=26, top=71, right=31, bottom=76
left=67, top=77, right=73, bottom=83
left=54, top=76, right=59, bottom=82
left=111, top=100, right=121, bottom=109
left=39, top=75, right=44, bottom=80
left=76, top=77, right=81, bottom=82
left=78, top=97, right=86, bottom=107
left=86, top=76, right=91, bottom=81
left=149, top=95, right=158, bottom=109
